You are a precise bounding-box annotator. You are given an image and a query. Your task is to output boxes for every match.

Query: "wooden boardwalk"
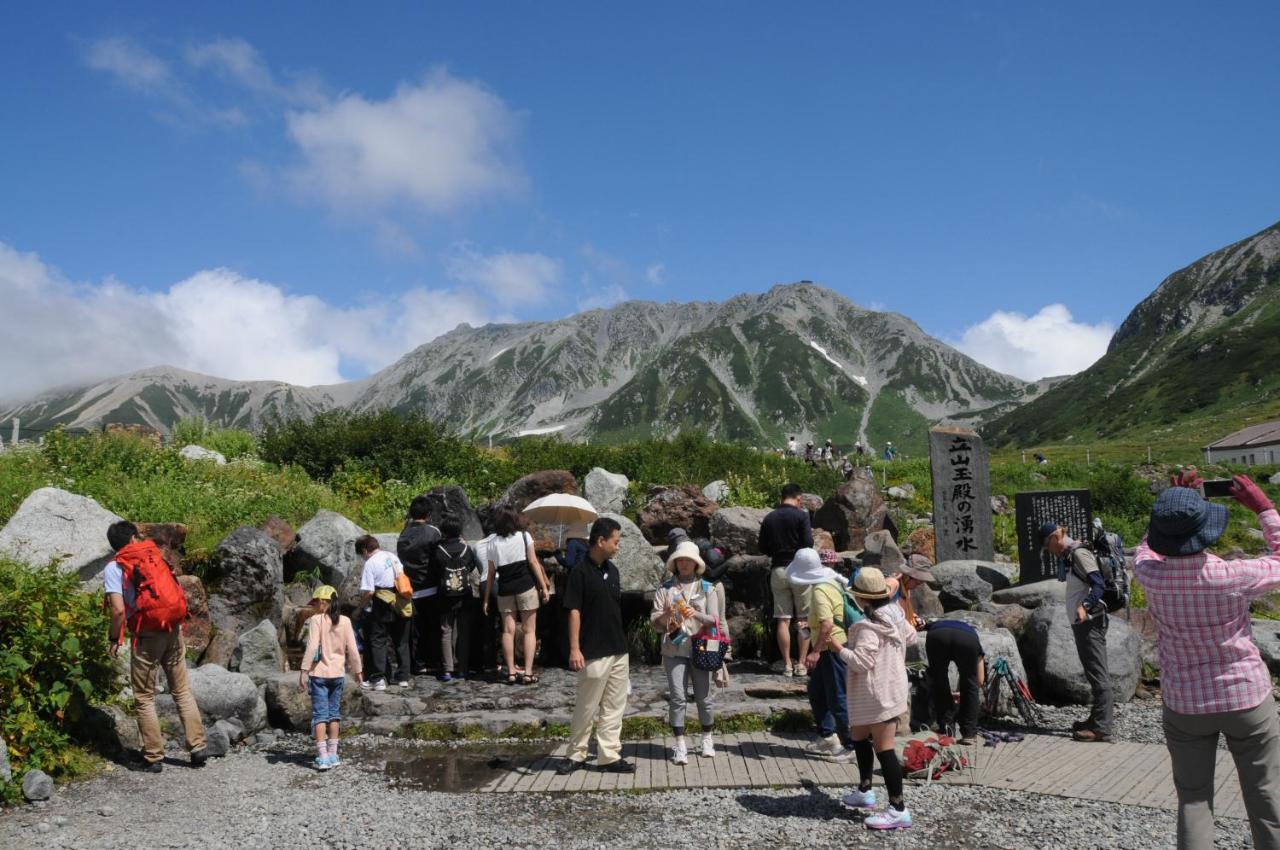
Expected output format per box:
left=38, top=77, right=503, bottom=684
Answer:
left=476, top=731, right=1247, bottom=817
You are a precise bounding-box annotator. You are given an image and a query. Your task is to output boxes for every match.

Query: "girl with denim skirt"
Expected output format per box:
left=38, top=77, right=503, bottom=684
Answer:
left=299, top=585, right=363, bottom=770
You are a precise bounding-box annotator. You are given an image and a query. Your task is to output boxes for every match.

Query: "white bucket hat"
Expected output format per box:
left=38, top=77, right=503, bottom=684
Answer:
left=786, top=547, right=848, bottom=587
left=665, top=540, right=705, bottom=574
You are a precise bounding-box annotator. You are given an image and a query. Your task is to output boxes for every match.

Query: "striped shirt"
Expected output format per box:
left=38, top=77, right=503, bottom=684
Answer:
left=1132, top=508, right=1280, bottom=715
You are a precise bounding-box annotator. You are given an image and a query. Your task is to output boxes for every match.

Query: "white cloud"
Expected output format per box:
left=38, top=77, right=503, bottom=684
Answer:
left=578, top=285, right=629, bottom=312
left=446, top=246, right=560, bottom=304
left=952, top=304, right=1113, bottom=381
left=0, top=241, right=500, bottom=401
left=84, top=37, right=173, bottom=92
left=284, top=68, right=525, bottom=214
left=185, top=37, right=326, bottom=107
left=645, top=262, right=666, bottom=286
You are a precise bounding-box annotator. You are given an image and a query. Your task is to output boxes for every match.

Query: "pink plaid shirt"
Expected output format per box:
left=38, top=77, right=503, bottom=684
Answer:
left=1132, top=508, right=1280, bottom=715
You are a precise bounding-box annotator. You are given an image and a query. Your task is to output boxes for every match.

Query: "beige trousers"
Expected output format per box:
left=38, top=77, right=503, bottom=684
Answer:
left=567, top=653, right=630, bottom=765
left=131, top=629, right=206, bottom=763
left=1164, top=694, right=1280, bottom=850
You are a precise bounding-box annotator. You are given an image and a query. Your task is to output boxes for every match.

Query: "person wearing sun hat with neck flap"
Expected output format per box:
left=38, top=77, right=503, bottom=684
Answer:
left=1133, top=468, right=1280, bottom=850
left=832, top=566, right=918, bottom=831
left=787, top=548, right=858, bottom=760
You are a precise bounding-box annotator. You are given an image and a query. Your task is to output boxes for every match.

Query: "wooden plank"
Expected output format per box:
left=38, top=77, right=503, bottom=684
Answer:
left=720, top=733, right=748, bottom=788
left=985, top=734, right=1063, bottom=789
left=741, top=732, right=771, bottom=788
left=1122, top=747, right=1173, bottom=806
left=632, top=741, right=653, bottom=790
left=1077, top=742, right=1144, bottom=801
left=1006, top=737, right=1081, bottom=792
left=1095, top=744, right=1166, bottom=802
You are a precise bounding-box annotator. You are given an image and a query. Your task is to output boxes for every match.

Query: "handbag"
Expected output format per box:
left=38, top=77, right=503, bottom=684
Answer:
left=692, top=618, right=730, bottom=671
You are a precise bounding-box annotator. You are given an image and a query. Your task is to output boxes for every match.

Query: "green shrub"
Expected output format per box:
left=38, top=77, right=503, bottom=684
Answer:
left=0, top=558, right=117, bottom=801
left=171, top=417, right=257, bottom=460
left=626, top=617, right=663, bottom=665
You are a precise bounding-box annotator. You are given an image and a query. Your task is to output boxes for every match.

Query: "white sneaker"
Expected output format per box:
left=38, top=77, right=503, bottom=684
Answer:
left=700, top=734, right=715, bottom=758
left=829, top=747, right=858, bottom=763
left=671, top=740, right=688, bottom=765
left=360, top=680, right=371, bottom=690
left=396, top=680, right=410, bottom=689
left=373, top=680, right=387, bottom=692
left=865, top=807, right=912, bottom=830
left=807, top=734, right=842, bottom=756
left=841, top=788, right=877, bottom=810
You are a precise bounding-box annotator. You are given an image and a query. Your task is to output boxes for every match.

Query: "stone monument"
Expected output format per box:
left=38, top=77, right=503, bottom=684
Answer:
left=1014, top=489, right=1092, bottom=583
left=928, top=426, right=994, bottom=562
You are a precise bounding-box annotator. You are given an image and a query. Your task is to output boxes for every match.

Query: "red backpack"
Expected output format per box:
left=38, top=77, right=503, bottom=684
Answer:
left=114, top=540, right=188, bottom=639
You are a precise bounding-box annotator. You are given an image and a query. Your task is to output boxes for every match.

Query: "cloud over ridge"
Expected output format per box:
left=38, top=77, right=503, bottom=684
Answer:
left=952, top=303, right=1113, bottom=381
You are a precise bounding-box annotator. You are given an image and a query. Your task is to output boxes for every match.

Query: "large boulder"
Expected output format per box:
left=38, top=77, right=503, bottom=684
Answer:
left=637, top=486, right=719, bottom=543
left=230, top=619, right=284, bottom=685
left=76, top=703, right=142, bottom=758
left=177, top=575, right=211, bottom=657
left=202, top=722, right=231, bottom=758
left=813, top=529, right=836, bottom=552
left=495, top=470, right=577, bottom=513
left=258, top=516, right=300, bottom=555
left=136, top=522, right=188, bottom=575
left=0, top=734, right=9, bottom=783
left=722, top=554, right=773, bottom=610
left=991, top=580, right=1064, bottom=609
left=285, top=510, right=365, bottom=586
left=799, top=493, right=824, bottom=514
left=931, top=560, right=1014, bottom=592
left=179, top=445, right=226, bottom=464
left=1019, top=604, right=1141, bottom=705
left=419, top=485, right=485, bottom=541
left=813, top=478, right=888, bottom=552
left=939, top=574, right=993, bottom=611
left=262, top=671, right=362, bottom=731
left=710, top=506, right=769, bottom=556
left=703, top=480, right=730, bottom=503
left=0, top=487, right=122, bottom=580
left=157, top=664, right=267, bottom=732
left=860, top=529, right=905, bottom=572
left=584, top=468, right=630, bottom=514
left=904, top=526, right=936, bottom=562
left=1252, top=620, right=1280, bottom=677
left=921, top=625, right=1026, bottom=718
left=601, top=512, right=666, bottom=594
left=909, top=583, right=945, bottom=620
left=204, top=527, right=285, bottom=667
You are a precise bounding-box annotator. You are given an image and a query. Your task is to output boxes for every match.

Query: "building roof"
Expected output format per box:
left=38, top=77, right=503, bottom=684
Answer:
left=1205, top=419, right=1280, bottom=450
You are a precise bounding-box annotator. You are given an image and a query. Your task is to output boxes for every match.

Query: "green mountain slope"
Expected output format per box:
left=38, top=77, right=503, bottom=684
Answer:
left=984, top=220, right=1280, bottom=448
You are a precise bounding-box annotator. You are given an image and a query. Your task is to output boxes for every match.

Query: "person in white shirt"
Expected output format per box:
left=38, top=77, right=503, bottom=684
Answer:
left=483, top=507, right=551, bottom=684
left=354, top=535, right=411, bottom=689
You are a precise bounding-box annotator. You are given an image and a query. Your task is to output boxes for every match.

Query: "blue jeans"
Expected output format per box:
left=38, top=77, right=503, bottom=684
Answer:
left=809, top=650, right=853, bottom=747
left=308, top=676, right=345, bottom=728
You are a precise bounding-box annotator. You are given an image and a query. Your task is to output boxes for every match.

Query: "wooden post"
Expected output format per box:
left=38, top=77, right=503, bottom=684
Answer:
left=1147, top=446, right=1152, bottom=463
left=1021, top=450, right=1026, bottom=464
left=10, top=418, right=17, bottom=446
left=1086, top=449, right=1091, bottom=466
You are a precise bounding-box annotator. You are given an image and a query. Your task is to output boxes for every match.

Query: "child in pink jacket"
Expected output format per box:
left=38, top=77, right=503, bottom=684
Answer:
left=299, top=585, right=362, bottom=770
left=838, top=567, right=918, bottom=831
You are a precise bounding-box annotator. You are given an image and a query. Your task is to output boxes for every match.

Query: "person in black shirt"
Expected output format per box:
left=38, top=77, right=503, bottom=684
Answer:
left=398, top=496, right=442, bottom=676
left=758, top=483, right=814, bottom=676
left=556, top=517, right=634, bottom=775
left=431, top=514, right=482, bottom=682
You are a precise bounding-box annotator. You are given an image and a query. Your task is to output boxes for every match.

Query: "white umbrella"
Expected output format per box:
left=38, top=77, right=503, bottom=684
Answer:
left=522, top=493, right=598, bottom=549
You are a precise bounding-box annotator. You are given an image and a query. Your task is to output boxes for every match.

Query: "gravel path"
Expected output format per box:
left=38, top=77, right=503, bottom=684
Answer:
left=0, top=734, right=1257, bottom=850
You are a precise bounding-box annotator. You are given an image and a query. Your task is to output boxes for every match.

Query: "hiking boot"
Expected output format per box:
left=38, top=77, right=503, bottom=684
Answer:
left=700, top=734, right=715, bottom=759
left=189, top=749, right=208, bottom=768
left=840, top=788, right=877, bottom=810
left=1070, top=719, right=1092, bottom=732
left=807, top=734, right=843, bottom=757
left=671, top=740, right=688, bottom=765
left=140, top=761, right=163, bottom=774
left=866, top=807, right=913, bottom=830
left=1072, top=729, right=1111, bottom=743
left=439, top=673, right=453, bottom=683
left=600, top=759, right=636, bottom=774
left=555, top=758, right=582, bottom=776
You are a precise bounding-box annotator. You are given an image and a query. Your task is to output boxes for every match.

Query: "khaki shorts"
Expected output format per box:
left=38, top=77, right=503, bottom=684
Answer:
left=498, top=587, right=540, bottom=614
left=770, top=567, right=809, bottom=620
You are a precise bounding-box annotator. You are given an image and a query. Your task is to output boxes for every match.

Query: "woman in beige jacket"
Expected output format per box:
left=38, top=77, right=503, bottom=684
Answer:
left=299, top=585, right=363, bottom=770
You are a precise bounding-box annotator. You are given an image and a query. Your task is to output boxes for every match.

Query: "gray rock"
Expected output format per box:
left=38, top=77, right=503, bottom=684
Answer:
left=886, top=485, right=913, bottom=501
left=230, top=619, right=284, bottom=684
left=1270, top=472, right=1280, bottom=486
left=583, top=468, right=630, bottom=514
left=75, top=703, right=141, bottom=758
left=991, top=579, right=1064, bottom=609
left=703, top=480, right=730, bottom=503
left=203, top=722, right=231, bottom=757
left=600, top=512, right=665, bottom=594
left=219, top=716, right=246, bottom=743
left=0, top=487, right=122, bottom=580
left=1252, top=620, right=1280, bottom=676
left=1020, top=603, right=1141, bottom=705
left=710, top=506, right=769, bottom=556
left=0, top=734, right=9, bottom=783
left=262, top=671, right=361, bottom=731
left=178, top=445, right=226, bottom=464
left=22, top=769, right=53, bottom=802
left=921, top=625, right=1025, bottom=717
left=419, top=485, right=484, bottom=541
left=157, top=663, right=266, bottom=732
left=861, top=529, right=905, bottom=571
left=204, top=527, right=285, bottom=666
left=286, top=510, right=366, bottom=588
left=931, top=560, right=1015, bottom=592
left=938, top=573, right=993, bottom=611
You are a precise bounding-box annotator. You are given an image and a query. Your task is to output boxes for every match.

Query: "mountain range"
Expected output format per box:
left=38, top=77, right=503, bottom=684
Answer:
left=0, top=284, right=1052, bottom=456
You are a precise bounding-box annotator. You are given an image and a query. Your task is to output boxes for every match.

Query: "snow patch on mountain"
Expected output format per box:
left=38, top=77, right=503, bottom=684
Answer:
left=808, top=339, right=869, bottom=387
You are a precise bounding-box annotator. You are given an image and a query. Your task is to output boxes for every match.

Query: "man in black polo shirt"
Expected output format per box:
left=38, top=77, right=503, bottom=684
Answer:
left=556, top=517, right=634, bottom=774
left=758, top=483, right=814, bottom=676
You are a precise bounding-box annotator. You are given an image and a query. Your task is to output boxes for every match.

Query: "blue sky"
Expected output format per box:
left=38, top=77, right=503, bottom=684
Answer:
left=2, top=3, right=1278, bottom=397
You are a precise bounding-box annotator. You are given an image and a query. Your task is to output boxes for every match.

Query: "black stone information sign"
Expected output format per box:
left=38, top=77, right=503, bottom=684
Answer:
left=1014, top=489, right=1092, bottom=584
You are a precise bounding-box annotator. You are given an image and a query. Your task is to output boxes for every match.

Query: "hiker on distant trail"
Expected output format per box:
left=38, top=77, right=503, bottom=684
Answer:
left=922, top=619, right=984, bottom=745
left=855, top=440, right=865, bottom=458
left=397, top=496, right=441, bottom=677
left=432, top=514, right=483, bottom=682
left=1039, top=521, right=1112, bottom=742
left=103, top=520, right=207, bottom=773
left=354, top=535, right=412, bottom=690
left=833, top=567, right=918, bottom=831
left=299, top=584, right=362, bottom=770
left=823, top=439, right=836, bottom=468
left=841, top=455, right=855, bottom=480
left=804, top=441, right=815, bottom=464
left=558, top=517, right=634, bottom=775
left=759, top=483, right=814, bottom=677
left=651, top=541, right=721, bottom=765
left=483, top=506, right=551, bottom=685
left=787, top=436, right=798, bottom=457
left=787, top=548, right=857, bottom=762
left=1134, top=470, right=1280, bottom=850
left=883, top=441, right=897, bottom=461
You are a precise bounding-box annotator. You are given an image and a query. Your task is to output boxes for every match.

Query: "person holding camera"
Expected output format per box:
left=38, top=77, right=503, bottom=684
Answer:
left=1134, top=470, right=1280, bottom=850
left=1039, top=520, right=1112, bottom=742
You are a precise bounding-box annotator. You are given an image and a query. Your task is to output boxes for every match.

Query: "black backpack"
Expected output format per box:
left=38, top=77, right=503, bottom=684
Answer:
left=437, top=543, right=472, bottom=598
left=1068, top=527, right=1129, bottom=613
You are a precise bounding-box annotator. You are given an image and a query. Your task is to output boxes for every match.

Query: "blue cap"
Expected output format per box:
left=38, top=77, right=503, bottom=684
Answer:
left=1037, top=522, right=1060, bottom=544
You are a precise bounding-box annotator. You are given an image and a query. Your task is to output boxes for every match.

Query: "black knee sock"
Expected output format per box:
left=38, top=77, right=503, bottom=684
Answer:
left=875, top=748, right=904, bottom=809
left=854, top=738, right=875, bottom=790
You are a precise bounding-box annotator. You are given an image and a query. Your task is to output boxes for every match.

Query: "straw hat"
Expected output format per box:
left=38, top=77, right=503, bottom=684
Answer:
left=665, top=540, right=705, bottom=574
left=311, top=584, right=337, bottom=601
left=850, top=567, right=892, bottom=601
